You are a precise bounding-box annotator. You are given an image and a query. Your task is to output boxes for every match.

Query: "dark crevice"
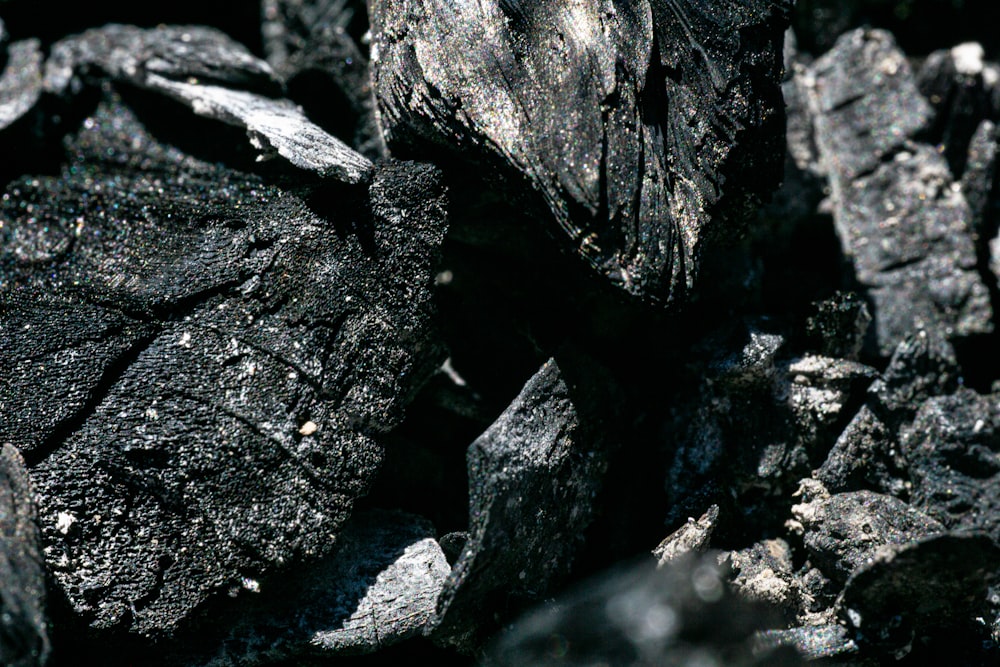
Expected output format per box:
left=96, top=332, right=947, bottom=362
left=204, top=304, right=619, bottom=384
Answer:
left=22, top=329, right=161, bottom=467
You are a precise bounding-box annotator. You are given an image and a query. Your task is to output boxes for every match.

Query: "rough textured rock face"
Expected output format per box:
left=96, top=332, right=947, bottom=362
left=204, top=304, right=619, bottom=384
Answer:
left=0, top=96, right=447, bottom=636
left=369, top=0, right=790, bottom=304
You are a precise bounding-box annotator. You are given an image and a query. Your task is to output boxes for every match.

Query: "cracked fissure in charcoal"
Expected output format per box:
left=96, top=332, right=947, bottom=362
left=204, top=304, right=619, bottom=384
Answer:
left=370, top=0, right=790, bottom=304
left=0, top=99, right=447, bottom=635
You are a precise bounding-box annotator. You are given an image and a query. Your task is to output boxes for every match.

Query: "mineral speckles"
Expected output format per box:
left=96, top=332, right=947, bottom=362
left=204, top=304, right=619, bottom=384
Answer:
left=369, top=0, right=790, bottom=303
left=1, top=97, right=447, bottom=635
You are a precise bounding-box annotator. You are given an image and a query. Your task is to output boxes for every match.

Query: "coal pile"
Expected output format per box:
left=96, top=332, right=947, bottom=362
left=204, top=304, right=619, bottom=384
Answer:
left=3, top=1, right=1000, bottom=665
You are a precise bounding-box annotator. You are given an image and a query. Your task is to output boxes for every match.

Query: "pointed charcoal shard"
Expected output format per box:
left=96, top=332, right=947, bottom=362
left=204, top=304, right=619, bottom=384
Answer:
left=43, top=23, right=373, bottom=183
left=1, top=444, right=50, bottom=667
left=0, top=97, right=447, bottom=636
left=185, top=510, right=450, bottom=665
left=369, top=0, right=790, bottom=304
left=427, top=351, right=623, bottom=651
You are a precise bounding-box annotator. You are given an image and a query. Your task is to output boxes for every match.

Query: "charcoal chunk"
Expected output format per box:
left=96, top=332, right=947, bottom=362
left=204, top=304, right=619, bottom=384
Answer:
left=804, top=292, right=872, bottom=361
left=839, top=533, right=1000, bottom=657
left=370, top=0, right=790, bottom=304
left=816, top=331, right=960, bottom=495
left=0, top=97, right=447, bottom=635
left=44, top=24, right=372, bottom=183
left=665, top=328, right=873, bottom=527
left=0, top=444, right=49, bottom=667
left=486, top=555, right=802, bottom=667
left=428, top=353, right=622, bottom=650
left=790, top=482, right=945, bottom=584
left=902, top=388, right=1000, bottom=539
left=188, top=510, right=450, bottom=665
left=0, top=37, right=42, bottom=131
left=805, top=29, right=992, bottom=355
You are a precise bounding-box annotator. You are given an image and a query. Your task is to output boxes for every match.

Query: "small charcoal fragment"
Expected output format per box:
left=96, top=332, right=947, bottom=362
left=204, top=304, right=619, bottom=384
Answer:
left=758, top=623, right=858, bottom=661
left=665, top=327, right=871, bottom=528
left=654, top=505, right=719, bottom=566
left=1, top=97, right=447, bottom=635
left=902, top=387, right=1000, bottom=540
left=816, top=330, right=960, bottom=495
left=804, top=292, right=872, bottom=361
left=0, top=37, right=42, bottom=131
left=189, top=510, right=450, bottom=665
left=839, top=533, right=1000, bottom=657
left=486, top=555, right=803, bottom=667
left=790, top=481, right=945, bottom=584
left=727, top=538, right=802, bottom=615
left=428, top=352, right=622, bottom=650
left=44, top=23, right=372, bottom=182
left=0, top=444, right=50, bottom=667
left=370, top=0, right=790, bottom=304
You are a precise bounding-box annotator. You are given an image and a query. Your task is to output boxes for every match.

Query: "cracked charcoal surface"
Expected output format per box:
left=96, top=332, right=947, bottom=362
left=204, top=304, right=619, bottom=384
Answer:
left=369, top=0, right=790, bottom=304
left=188, top=510, right=449, bottom=665
left=0, top=444, right=49, bottom=667
left=487, top=555, right=803, bottom=667
left=44, top=24, right=373, bottom=183
left=804, top=28, right=993, bottom=356
left=428, top=353, right=622, bottom=651
left=0, top=96, right=447, bottom=635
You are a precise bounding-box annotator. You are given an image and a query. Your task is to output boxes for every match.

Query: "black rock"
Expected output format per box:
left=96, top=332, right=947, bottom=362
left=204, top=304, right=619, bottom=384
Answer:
left=369, top=0, right=790, bottom=304
left=0, top=444, right=49, bottom=667
left=428, top=352, right=623, bottom=651
left=1, top=96, right=447, bottom=636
